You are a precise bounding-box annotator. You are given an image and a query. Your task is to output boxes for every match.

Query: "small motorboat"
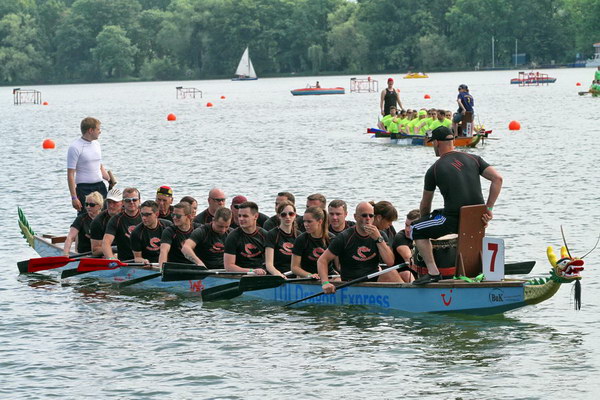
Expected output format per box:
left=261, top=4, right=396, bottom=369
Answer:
left=290, top=87, right=345, bottom=96
left=403, top=73, right=429, bottom=79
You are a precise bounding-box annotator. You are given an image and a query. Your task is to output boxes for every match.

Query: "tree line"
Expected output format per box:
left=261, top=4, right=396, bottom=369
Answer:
left=0, top=0, right=597, bottom=84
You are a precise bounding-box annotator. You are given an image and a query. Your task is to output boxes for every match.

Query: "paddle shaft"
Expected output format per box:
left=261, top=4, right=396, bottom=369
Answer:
left=285, top=263, right=406, bottom=307
left=61, top=259, right=152, bottom=279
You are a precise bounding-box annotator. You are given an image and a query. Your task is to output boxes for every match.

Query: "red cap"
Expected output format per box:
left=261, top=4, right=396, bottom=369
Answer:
left=231, top=195, right=247, bottom=205
left=387, top=78, right=394, bottom=83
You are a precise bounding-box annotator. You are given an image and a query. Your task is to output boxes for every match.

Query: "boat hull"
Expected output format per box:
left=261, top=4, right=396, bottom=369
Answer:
left=291, top=87, right=345, bottom=96
left=510, top=78, right=556, bottom=84
left=367, top=128, right=481, bottom=148
left=231, top=77, right=258, bottom=81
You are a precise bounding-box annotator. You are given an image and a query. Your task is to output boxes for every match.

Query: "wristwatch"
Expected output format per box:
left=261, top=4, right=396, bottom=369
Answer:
left=376, top=236, right=385, bottom=243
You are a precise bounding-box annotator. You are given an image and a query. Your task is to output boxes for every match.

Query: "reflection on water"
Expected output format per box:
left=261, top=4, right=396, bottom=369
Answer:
left=2, top=69, right=600, bottom=398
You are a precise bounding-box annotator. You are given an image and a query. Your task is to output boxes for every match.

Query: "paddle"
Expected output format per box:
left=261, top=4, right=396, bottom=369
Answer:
left=61, top=258, right=147, bottom=279
left=285, top=263, right=407, bottom=307
left=202, top=276, right=316, bottom=302
left=18, top=251, right=93, bottom=274
left=578, top=91, right=589, bottom=96
left=115, top=272, right=162, bottom=288
left=505, top=261, right=535, bottom=275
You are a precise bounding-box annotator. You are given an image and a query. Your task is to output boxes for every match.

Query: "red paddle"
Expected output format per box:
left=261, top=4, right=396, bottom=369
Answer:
left=61, top=258, right=149, bottom=278
left=21, top=256, right=78, bottom=274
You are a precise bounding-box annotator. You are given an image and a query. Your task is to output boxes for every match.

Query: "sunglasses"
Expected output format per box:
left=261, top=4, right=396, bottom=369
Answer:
left=141, top=212, right=154, bottom=217
left=123, top=198, right=139, bottom=203
left=360, top=213, right=375, bottom=218
left=233, top=204, right=242, bottom=209
left=85, top=202, right=98, bottom=207
left=280, top=211, right=296, bottom=217
left=172, top=213, right=185, bottom=219
left=210, top=197, right=226, bottom=202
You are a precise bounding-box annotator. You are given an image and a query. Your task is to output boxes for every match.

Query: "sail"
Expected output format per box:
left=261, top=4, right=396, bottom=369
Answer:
left=234, top=47, right=257, bottom=78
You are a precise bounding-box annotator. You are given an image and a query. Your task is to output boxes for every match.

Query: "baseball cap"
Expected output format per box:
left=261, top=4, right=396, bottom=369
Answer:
left=157, top=185, right=173, bottom=197
left=458, top=84, right=468, bottom=90
left=106, top=188, right=122, bottom=202
left=231, top=195, right=247, bottom=205
left=387, top=77, right=394, bottom=83
left=427, top=126, right=454, bottom=142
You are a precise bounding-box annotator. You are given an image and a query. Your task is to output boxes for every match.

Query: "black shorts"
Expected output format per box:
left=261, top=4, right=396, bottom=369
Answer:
left=409, top=210, right=459, bottom=240
left=452, top=112, right=463, bottom=123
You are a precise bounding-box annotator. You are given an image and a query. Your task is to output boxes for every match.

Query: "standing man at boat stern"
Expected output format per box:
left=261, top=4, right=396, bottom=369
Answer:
left=319, top=202, right=402, bottom=294
left=411, top=126, right=503, bottom=284
left=380, top=78, right=404, bottom=116
left=67, top=117, right=114, bottom=213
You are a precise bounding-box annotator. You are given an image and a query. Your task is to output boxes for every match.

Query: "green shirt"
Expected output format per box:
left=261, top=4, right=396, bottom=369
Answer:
left=595, top=70, right=600, bottom=81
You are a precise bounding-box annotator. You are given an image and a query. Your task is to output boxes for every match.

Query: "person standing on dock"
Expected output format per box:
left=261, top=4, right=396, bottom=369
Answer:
left=67, top=117, right=113, bottom=213
left=410, top=126, right=502, bottom=285
left=380, top=78, right=404, bottom=116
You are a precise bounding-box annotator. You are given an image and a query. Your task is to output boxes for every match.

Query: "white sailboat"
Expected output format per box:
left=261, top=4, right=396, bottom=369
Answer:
left=232, top=47, right=258, bottom=81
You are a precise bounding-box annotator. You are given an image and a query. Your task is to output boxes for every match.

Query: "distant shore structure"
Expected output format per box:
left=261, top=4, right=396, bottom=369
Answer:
left=350, top=77, right=378, bottom=93
left=13, top=88, right=42, bottom=105
left=176, top=86, right=202, bottom=99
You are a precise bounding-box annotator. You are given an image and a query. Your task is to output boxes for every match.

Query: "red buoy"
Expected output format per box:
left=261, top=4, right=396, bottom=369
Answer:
left=206, top=102, right=213, bottom=107
left=508, top=121, right=521, bottom=131
left=424, top=94, right=431, bottom=99
left=220, top=96, right=226, bottom=99
left=42, top=139, right=55, bottom=149
left=42, top=101, right=49, bottom=105
left=167, top=113, right=176, bottom=121
left=576, top=82, right=581, bottom=86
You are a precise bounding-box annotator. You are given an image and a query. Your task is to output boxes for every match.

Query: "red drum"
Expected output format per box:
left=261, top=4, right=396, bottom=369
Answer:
left=414, top=234, right=458, bottom=279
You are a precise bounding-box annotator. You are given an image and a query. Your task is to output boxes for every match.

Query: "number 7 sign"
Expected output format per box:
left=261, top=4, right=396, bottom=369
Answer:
left=483, top=237, right=505, bottom=281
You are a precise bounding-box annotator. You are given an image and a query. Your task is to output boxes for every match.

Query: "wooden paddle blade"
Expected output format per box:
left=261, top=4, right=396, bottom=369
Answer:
left=504, top=261, right=536, bottom=275
left=25, top=256, right=75, bottom=273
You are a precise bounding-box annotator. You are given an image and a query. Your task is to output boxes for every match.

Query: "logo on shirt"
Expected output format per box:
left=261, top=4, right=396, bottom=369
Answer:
left=309, top=247, right=325, bottom=261
left=126, top=225, right=137, bottom=238
left=146, top=237, right=161, bottom=251
left=210, top=242, right=225, bottom=253
left=279, top=242, right=294, bottom=256
left=352, top=246, right=376, bottom=262
left=450, top=159, right=464, bottom=171
left=242, top=243, right=262, bottom=258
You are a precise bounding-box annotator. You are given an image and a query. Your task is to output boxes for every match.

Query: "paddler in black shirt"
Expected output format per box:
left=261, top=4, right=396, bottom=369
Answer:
left=159, top=202, right=195, bottom=266
left=181, top=206, right=233, bottom=268
left=155, top=185, right=174, bottom=222
left=130, top=200, right=173, bottom=264
left=194, top=187, right=227, bottom=225
left=102, top=187, right=142, bottom=261
left=319, top=202, right=401, bottom=294
left=327, top=199, right=355, bottom=234
left=89, top=188, right=122, bottom=256
left=224, top=201, right=268, bottom=275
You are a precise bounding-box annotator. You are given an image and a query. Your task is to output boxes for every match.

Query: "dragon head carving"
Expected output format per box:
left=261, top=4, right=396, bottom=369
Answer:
left=547, top=246, right=584, bottom=280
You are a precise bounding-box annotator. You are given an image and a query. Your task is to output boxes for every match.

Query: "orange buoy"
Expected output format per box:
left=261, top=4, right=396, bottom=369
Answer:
left=42, top=139, right=55, bottom=149
left=508, top=120, right=521, bottom=131
left=576, top=82, right=581, bottom=86
left=42, top=101, right=49, bottom=105
left=424, top=94, right=431, bottom=99
left=206, top=102, right=213, bottom=107
left=220, top=96, right=226, bottom=99
left=167, top=113, right=176, bottom=121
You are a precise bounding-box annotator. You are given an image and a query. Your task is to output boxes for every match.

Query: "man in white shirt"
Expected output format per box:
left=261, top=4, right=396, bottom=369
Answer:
left=67, top=117, right=111, bottom=213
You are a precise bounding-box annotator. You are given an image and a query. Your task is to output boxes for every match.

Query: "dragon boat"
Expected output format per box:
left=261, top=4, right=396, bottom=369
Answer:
left=367, top=128, right=484, bottom=148
left=16, top=207, right=584, bottom=315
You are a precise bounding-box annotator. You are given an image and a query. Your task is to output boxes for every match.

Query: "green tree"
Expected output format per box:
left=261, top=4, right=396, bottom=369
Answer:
left=0, top=13, right=47, bottom=83
left=92, top=25, right=137, bottom=78
left=307, top=43, right=323, bottom=73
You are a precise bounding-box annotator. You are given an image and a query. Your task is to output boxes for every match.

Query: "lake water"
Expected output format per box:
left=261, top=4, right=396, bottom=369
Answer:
left=1, top=69, right=599, bottom=399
